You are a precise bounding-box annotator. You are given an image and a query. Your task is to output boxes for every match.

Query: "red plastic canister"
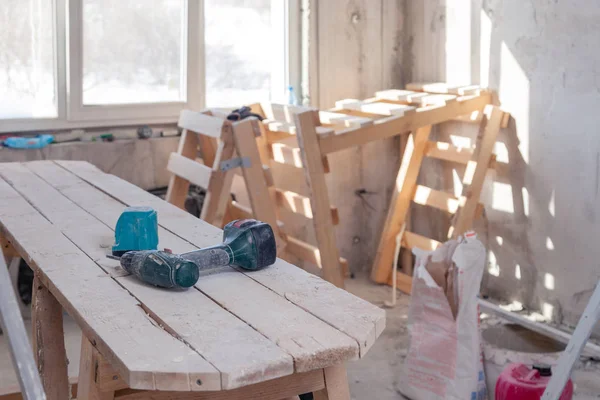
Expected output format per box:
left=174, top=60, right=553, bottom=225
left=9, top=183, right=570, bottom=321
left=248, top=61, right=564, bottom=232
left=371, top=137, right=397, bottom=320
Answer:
left=495, top=363, right=573, bottom=400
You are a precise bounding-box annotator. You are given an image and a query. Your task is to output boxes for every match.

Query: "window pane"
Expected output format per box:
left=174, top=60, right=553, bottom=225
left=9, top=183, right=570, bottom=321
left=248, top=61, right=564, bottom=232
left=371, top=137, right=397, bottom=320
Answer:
left=83, top=0, right=186, bottom=105
left=0, top=0, right=56, bottom=119
left=205, top=0, right=280, bottom=107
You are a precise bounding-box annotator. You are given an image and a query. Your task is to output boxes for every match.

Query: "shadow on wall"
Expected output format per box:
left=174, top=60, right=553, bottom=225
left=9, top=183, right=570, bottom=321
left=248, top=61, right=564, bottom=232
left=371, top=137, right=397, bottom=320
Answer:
left=408, top=1, right=600, bottom=330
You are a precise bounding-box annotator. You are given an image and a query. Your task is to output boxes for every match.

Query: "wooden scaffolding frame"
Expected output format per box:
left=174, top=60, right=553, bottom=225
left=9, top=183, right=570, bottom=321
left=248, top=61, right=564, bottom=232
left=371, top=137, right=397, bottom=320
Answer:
left=226, top=83, right=499, bottom=289
left=370, top=103, right=507, bottom=293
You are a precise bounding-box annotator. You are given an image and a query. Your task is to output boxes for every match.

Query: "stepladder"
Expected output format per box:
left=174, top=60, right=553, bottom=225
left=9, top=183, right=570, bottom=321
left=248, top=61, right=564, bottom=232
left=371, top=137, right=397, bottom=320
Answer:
left=370, top=104, right=507, bottom=292
left=165, top=110, right=283, bottom=251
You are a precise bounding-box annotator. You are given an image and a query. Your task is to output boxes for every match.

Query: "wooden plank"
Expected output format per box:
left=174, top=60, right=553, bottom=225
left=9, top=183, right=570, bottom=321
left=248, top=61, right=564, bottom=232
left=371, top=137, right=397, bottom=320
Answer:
left=425, top=140, right=497, bottom=168
left=401, top=231, right=442, bottom=251
left=22, top=161, right=295, bottom=390
left=260, top=103, right=315, bottom=123
left=386, top=271, right=413, bottom=295
left=178, top=109, right=225, bottom=138
left=334, top=99, right=415, bottom=117
left=166, top=153, right=212, bottom=189
left=370, top=126, right=432, bottom=283
left=201, top=122, right=236, bottom=227
left=31, top=275, right=68, bottom=400
left=77, top=336, right=115, bottom=400
left=270, top=140, right=330, bottom=173
left=58, top=162, right=383, bottom=360
left=270, top=162, right=311, bottom=198
left=165, top=129, right=199, bottom=209
left=318, top=111, right=374, bottom=130
left=452, top=106, right=503, bottom=237
left=95, top=350, right=127, bottom=392
left=113, top=369, right=325, bottom=400
left=294, top=111, right=344, bottom=288
left=374, top=89, right=428, bottom=103
left=0, top=171, right=219, bottom=391
left=0, top=255, right=46, bottom=400
left=412, top=185, right=460, bottom=213
left=313, top=365, right=350, bottom=400
left=232, top=119, right=282, bottom=250
left=318, top=93, right=491, bottom=154
left=285, top=237, right=348, bottom=275
left=263, top=121, right=335, bottom=138
left=275, top=189, right=339, bottom=225
left=405, top=82, right=482, bottom=95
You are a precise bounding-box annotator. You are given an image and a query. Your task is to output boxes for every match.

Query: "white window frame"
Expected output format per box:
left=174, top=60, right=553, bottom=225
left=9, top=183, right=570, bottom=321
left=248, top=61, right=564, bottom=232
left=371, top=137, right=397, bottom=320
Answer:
left=1, top=0, right=298, bottom=134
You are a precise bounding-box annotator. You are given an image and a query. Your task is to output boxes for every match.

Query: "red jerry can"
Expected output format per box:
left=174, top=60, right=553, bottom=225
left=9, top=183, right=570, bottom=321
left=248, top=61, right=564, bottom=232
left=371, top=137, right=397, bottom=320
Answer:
left=495, top=363, right=573, bottom=400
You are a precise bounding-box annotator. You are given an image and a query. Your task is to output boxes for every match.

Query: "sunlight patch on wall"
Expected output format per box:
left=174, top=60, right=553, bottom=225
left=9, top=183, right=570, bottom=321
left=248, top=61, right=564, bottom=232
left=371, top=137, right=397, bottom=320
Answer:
left=549, top=190, right=556, bottom=217
left=445, top=0, right=471, bottom=85
left=522, top=187, right=530, bottom=217
left=488, top=250, right=500, bottom=276
left=480, top=10, right=491, bottom=87
left=546, top=237, right=555, bottom=250
left=492, top=181, right=514, bottom=213
left=495, top=236, right=503, bottom=245
left=544, top=273, right=555, bottom=290
left=542, top=303, right=554, bottom=320
left=500, top=42, right=530, bottom=164
left=515, top=264, right=521, bottom=280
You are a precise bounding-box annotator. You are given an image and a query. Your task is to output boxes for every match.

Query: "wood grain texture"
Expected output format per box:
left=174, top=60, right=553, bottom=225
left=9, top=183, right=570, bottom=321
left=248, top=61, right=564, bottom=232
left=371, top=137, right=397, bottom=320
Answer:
left=77, top=336, right=115, bottom=400
left=0, top=170, right=219, bottom=391
left=371, top=126, right=433, bottom=283
left=294, top=111, right=343, bottom=288
left=31, top=275, right=68, bottom=400
left=313, top=365, right=350, bottom=400
left=22, top=161, right=295, bottom=390
left=113, top=369, right=325, bottom=400
left=56, top=162, right=383, bottom=360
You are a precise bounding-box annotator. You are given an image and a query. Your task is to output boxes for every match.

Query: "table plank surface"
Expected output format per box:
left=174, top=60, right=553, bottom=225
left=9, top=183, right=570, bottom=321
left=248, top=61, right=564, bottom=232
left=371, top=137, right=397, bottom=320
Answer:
left=0, top=160, right=385, bottom=392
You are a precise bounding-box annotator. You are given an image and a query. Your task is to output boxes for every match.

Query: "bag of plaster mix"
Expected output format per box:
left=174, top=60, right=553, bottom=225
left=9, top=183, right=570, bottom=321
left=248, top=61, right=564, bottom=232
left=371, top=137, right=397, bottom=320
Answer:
left=398, top=232, right=487, bottom=400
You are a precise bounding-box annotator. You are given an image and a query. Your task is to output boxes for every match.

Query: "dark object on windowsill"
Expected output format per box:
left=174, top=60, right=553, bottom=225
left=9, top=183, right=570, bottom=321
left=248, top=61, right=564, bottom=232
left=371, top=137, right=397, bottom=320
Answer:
left=137, top=125, right=153, bottom=139
left=227, top=106, right=264, bottom=122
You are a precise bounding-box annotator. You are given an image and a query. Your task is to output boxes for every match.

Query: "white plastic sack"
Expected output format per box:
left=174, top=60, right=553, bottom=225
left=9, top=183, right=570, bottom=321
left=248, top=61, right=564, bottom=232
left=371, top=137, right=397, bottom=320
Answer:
left=398, top=232, right=487, bottom=400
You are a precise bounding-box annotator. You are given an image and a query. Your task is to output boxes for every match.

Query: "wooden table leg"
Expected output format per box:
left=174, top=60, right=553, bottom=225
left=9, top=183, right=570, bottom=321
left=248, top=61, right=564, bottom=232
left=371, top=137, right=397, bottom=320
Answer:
left=313, top=365, right=350, bottom=400
left=78, top=335, right=117, bottom=400
left=32, top=274, right=69, bottom=400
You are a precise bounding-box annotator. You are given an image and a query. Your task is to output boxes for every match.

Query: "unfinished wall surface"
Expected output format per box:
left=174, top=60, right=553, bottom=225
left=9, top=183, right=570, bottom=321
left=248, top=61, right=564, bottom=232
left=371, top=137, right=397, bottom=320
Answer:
left=405, top=0, right=600, bottom=330
left=307, top=0, right=407, bottom=275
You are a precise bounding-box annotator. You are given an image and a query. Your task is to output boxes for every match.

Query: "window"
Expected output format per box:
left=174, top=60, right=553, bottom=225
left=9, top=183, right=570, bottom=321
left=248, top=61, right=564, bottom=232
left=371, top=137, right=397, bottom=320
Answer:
left=0, top=0, right=57, bottom=119
left=0, top=0, right=297, bottom=133
left=82, top=0, right=187, bottom=105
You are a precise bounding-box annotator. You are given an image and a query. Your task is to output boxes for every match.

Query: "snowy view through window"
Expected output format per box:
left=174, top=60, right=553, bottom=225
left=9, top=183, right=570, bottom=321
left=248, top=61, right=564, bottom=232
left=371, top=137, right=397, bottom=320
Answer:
left=0, top=0, right=56, bottom=119
left=0, top=0, right=276, bottom=118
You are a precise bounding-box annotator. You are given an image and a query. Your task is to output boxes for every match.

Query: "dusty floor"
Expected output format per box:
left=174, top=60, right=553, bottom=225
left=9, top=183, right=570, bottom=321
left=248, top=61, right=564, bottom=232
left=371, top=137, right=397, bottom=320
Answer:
left=0, top=276, right=410, bottom=399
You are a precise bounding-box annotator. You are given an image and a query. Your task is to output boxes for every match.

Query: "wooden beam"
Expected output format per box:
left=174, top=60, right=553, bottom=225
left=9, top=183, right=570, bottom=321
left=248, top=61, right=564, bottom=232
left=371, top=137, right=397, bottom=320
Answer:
left=319, top=93, right=491, bottom=154
left=166, top=153, right=212, bottom=189
left=275, top=189, right=339, bottom=225
left=401, top=231, right=442, bottom=252
left=77, top=336, right=117, bottom=400
left=370, top=126, right=432, bottom=284
left=178, top=110, right=225, bottom=138
left=285, top=237, right=348, bottom=276
left=165, top=129, right=199, bottom=209
left=313, top=365, right=350, bottom=400
left=113, top=369, right=325, bottom=400
left=270, top=142, right=330, bottom=173
left=294, top=111, right=344, bottom=288
left=318, top=111, right=374, bottom=130
left=31, top=275, right=69, bottom=400
left=386, top=271, right=413, bottom=295
left=452, top=106, right=503, bottom=237
left=334, top=99, right=416, bottom=117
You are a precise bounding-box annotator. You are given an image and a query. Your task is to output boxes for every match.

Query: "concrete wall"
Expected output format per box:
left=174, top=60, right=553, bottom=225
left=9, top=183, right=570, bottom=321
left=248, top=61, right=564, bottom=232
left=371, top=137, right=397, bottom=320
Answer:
left=306, top=0, right=407, bottom=275
left=0, top=137, right=179, bottom=190
left=404, top=0, right=600, bottom=329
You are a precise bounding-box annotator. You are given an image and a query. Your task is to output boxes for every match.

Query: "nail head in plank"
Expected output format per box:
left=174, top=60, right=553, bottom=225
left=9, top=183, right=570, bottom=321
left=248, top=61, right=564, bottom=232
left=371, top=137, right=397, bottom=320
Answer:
left=57, top=161, right=382, bottom=360
left=23, top=161, right=295, bottom=390
left=0, top=175, right=220, bottom=391
left=167, top=152, right=212, bottom=189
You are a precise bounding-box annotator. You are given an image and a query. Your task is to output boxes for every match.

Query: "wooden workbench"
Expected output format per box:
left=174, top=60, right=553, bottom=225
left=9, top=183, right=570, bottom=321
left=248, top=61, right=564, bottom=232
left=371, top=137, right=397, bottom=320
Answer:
left=0, top=161, right=385, bottom=400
